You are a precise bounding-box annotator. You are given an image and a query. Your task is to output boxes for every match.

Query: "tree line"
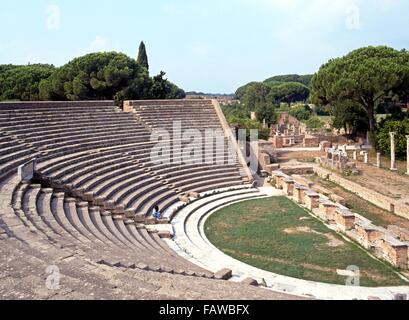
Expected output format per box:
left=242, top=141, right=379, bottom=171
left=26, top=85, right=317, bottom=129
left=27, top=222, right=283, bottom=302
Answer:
left=0, top=42, right=185, bottom=105
left=233, top=46, right=409, bottom=157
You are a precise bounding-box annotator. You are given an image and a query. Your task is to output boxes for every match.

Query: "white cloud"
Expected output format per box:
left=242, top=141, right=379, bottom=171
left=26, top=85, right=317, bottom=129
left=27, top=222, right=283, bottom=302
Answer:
left=45, top=5, right=61, bottom=30
left=88, top=36, right=110, bottom=52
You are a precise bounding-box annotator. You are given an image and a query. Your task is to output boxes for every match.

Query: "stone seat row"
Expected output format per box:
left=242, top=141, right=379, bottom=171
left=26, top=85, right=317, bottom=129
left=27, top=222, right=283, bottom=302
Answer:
left=43, top=163, right=243, bottom=222
left=18, top=126, right=151, bottom=145
left=35, top=142, right=243, bottom=214
left=271, top=171, right=409, bottom=269
left=38, top=138, right=236, bottom=179
left=2, top=116, right=147, bottom=132
left=0, top=109, right=128, bottom=121
left=0, top=101, right=115, bottom=110
left=0, top=117, right=138, bottom=130
left=134, top=112, right=219, bottom=121
left=10, top=180, right=211, bottom=276
left=4, top=122, right=148, bottom=140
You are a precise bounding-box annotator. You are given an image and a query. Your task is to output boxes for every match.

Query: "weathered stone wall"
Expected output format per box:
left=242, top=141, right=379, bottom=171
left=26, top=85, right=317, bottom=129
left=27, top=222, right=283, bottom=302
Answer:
left=303, top=136, right=319, bottom=148
left=314, top=166, right=409, bottom=219
left=314, top=135, right=348, bottom=145
left=271, top=170, right=409, bottom=269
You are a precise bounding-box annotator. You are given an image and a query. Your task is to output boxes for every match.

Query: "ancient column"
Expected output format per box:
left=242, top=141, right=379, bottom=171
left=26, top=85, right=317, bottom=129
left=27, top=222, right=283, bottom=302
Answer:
left=390, top=132, right=397, bottom=171
left=353, top=151, right=357, bottom=161
left=406, top=135, right=409, bottom=175
left=376, top=153, right=381, bottom=168
left=364, top=152, right=369, bottom=164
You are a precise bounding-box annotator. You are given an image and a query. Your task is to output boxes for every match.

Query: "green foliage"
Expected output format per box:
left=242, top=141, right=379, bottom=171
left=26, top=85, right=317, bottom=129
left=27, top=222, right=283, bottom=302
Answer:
left=267, top=82, right=310, bottom=105
left=229, top=116, right=270, bottom=140
left=0, top=64, right=55, bottom=101
left=237, top=82, right=272, bottom=111
left=331, top=102, right=369, bottom=135
left=376, top=116, right=409, bottom=158
left=255, top=102, right=277, bottom=124
left=264, top=74, right=313, bottom=87
left=235, top=81, right=261, bottom=100
left=289, top=104, right=313, bottom=121
left=149, top=71, right=186, bottom=99
left=137, top=41, right=149, bottom=71
left=306, top=116, right=325, bottom=129
left=311, top=46, right=409, bottom=134
left=222, top=102, right=249, bottom=120
left=40, top=52, right=149, bottom=101
left=314, top=104, right=331, bottom=116
left=235, top=80, right=309, bottom=113
left=37, top=52, right=184, bottom=105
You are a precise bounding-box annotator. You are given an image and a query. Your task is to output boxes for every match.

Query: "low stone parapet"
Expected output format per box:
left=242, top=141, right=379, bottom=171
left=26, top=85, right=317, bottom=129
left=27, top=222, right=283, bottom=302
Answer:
left=304, top=191, right=320, bottom=211
left=318, top=201, right=339, bottom=221
left=283, top=179, right=295, bottom=196
left=355, top=222, right=384, bottom=249
left=379, top=236, right=408, bottom=269
left=294, top=184, right=308, bottom=204
left=334, top=208, right=356, bottom=232
left=272, top=172, right=286, bottom=189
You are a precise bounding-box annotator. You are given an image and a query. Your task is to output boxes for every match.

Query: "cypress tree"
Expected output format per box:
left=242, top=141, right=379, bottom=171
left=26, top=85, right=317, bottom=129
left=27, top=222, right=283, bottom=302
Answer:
left=137, top=41, right=149, bottom=71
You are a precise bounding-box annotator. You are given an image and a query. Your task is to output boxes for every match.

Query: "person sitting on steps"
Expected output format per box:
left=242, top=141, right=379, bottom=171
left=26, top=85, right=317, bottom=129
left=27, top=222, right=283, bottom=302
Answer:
left=152, top=206, right=161, bottom=220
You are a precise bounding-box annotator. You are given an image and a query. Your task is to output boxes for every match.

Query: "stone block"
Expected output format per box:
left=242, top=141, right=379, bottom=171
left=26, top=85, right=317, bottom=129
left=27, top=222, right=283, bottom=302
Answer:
left=158, top=231, right=172, bottom=239
left=266, top=164, right=280, bottom=175
left=241, top=278, right=259, bottom=286
left=189, top=192, right=200, bottom=199
left=380, top=237, right=408, bottom=269
left=334, top=208, right=356, bottom=232
left=214, top=268, right=233, bottom=280
left=18, top=159, right=36, bottom=181
left=179, top=195, right=190, bottom=203
left=318, top=201, right=339, bottom=221
left=355, top=223, right=384, bottom=248
left=294, top=185, right=308, bottom=204
left=283, top=179, right=295, bottom=196
left=104, top=201, right=116, bottom=210
left=304, top=191, right=320, bottom=210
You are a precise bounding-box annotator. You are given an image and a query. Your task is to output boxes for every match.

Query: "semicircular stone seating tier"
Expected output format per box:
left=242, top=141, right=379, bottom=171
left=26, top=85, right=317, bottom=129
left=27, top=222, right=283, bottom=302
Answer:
left=0, top=100, right=286, bottom=299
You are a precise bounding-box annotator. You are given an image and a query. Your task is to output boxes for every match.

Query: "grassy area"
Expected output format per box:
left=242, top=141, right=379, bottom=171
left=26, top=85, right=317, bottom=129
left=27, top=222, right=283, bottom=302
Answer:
left=205, top=197, right=406, bottom=287
left=308, top=174, right=409, bottom=229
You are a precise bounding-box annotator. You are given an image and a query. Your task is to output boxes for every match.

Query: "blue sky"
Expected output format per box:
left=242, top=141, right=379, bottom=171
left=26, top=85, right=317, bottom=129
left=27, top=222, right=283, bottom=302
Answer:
left=0, top=0, right=408, bottom=93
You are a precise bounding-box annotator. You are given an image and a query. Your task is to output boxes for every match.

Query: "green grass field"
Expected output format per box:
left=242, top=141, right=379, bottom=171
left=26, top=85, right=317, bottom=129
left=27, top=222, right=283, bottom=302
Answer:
left=205, top=197, right=407, bottom=287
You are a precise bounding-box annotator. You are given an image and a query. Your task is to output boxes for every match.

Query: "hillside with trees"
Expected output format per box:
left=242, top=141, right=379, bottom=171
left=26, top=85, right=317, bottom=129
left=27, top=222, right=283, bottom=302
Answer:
left=230, top=47, right=409, bottom=155
left=264, top=74, right=313, bottom=87
left=0, top=42, right=185, bottom=104
left=0, top=64, right=55, bottom=101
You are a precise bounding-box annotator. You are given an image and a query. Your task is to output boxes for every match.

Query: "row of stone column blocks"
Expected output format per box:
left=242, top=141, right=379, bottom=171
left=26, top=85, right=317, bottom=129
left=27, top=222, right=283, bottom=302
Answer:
left=271, top=171, right=409, bottom=269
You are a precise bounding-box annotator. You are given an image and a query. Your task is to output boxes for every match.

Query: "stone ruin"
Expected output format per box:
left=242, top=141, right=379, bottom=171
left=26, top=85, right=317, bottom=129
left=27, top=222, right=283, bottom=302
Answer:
left=270, top=171, right=409, bottom=270
left=270, top=113, right=312, bottom=148
left=268, top=112, right=342, bottom=149
left=318, top=147, right=359, bottom=175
